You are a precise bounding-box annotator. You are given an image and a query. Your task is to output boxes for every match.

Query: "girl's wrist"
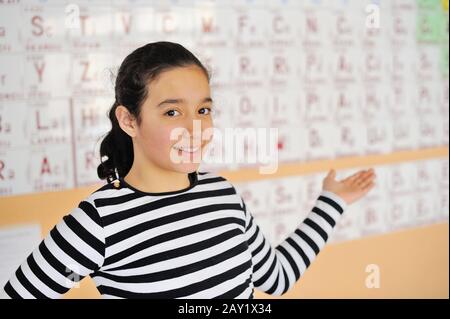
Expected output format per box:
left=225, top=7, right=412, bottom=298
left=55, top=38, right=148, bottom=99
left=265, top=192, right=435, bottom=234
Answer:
left=320, top=189, right=348, bottom=211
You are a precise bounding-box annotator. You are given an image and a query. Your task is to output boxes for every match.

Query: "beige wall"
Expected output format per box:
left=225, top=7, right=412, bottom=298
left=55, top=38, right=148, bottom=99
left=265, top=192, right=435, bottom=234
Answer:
left=0, top=178, right=448, bottom=299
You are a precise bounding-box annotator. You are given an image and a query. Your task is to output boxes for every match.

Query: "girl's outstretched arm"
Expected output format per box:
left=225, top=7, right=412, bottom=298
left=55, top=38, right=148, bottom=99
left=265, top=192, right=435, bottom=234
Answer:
left=244, top=168, right=376, bottom=295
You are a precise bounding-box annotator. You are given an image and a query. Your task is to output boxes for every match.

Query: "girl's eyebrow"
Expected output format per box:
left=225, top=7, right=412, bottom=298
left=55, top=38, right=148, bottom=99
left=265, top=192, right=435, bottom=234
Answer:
left=157, top=97, right=213, bottom=107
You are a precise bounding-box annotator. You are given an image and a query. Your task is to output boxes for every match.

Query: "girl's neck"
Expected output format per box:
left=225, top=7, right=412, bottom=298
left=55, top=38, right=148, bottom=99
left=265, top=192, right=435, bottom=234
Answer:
left=123, top=163, right=192, bottom=194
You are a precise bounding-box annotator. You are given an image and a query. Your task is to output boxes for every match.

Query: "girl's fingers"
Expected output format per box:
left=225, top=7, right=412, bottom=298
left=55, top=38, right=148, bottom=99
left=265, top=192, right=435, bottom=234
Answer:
left=342, top=170, right=365, bottom=183
left=353, top=170, right=375, bottom=187
left=345, top=168, right=375, bottom=183
left=358, top=176, right=375, bottom=190
left=362, top=181, right=376, bottom=192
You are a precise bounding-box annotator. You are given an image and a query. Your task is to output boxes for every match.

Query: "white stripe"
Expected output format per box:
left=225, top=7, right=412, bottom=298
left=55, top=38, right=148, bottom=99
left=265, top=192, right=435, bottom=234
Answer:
left=21, top=262, right=59, bottom=298
left=107, top=232, right=248, bottom=276
left=104, top=193, right=240, bottom=238
left=247, top=230, right=267, bottom=266
left=273, top=249, right=297, bottom=289
left=234, top=286, right=253, bottom=299
left=253, top=250, right=279, bottom=291
left=8, top=274, right=35, bottom=299
left=189, top=180, right=232, bottom=193
left=290, top=231, right=316, bottom=263
left=97, top=180, right=232, bottom=217
left=186, top=269, right=251, bottom=299
left=107, top=208, right=244, bottom=257
left=252, top=240, right=272, bottom=275
left=33, top=249, right=75, bottom=289
left=56, top=222, right=103, bottom=266
left=308, top=213, right=334, bottom=234
left=315, top=200, right=341, bottom=223
left=101, top=293, right=124, bottom=299
left=44, top=236, right=92, bottom=276
left=103, top=224, right=239, bottom=270
left=71, top=207, right=105, bottom=241
left=299, top=222, right=326, bottom=249
left=89, top=188, right=133, bottom=201
left=278, top=238, right=307, bottom=277
left=94, top=250, right=250, bottom=293
left=0, top=288, right=12, bottom=299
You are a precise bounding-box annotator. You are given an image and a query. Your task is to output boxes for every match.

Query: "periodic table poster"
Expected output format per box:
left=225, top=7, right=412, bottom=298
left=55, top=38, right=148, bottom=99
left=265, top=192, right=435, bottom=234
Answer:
left=0, top=0, right=448, bottom=243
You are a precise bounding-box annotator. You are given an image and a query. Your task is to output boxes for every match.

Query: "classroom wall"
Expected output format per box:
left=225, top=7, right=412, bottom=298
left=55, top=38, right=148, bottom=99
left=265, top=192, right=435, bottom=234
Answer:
left=0, top=0, right=449, bottom=298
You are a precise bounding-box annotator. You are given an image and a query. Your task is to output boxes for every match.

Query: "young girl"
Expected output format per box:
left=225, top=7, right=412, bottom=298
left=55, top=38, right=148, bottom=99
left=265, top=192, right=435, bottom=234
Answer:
left=1, top=42, right=375, bottom=299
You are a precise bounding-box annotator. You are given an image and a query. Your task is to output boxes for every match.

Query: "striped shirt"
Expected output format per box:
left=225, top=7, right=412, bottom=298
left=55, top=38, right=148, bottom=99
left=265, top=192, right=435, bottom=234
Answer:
left=1, top=171, right=347, bottom=299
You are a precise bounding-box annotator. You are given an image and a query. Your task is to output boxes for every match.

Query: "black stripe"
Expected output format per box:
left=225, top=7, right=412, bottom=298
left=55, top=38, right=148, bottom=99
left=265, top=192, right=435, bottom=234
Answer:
left=63, top=215, right=104, bottom=256
left=253, top=246, right=271, bottom=273
left=104, top=217, right=244, bottom=266
left=247, top=224, right=259, bottom=247
left=281, top=266, right=290, bottom=295
left=97, top=259, right=252, bottom=299
left=101, top=187, right=237, bottom=226
left=78, top=201, right=103, bottom=227
left=106, top=203, right=242, bottom=246
left=277, top=245, right=300, bottom=281
left=50, top=228, right=99, bottom=271
left=318, top=195, right=344, bottom=214
left=213, top=277, right=252, bottom=299
left=107, top=228, right=242, bottom=271
left=15, top=267, right=48, bottom=299
left=197, top=176, right=227, bottom=184
left=241, top=199, right=246, bottom=211
left=303, top=218, right=328, bottom=242
left=312, top=206, right=336, bottom=227
left=97, top=242, right=248, bottom=283
left=246, top=214, right=254, bottom=232
left=38, top=242, right=83, bottom=282
left=254, top=255, right=277, bottom=288
left=252, top=239, right=265, bottom=258
left=295, top=229, right=320, bottom=255
left=286, top=237, right=311, bottom=268
left=4, top=281, right=22, bottom=299
left=96, top=192, right=146, bottom=207
left=27, top=253, right=67, bottom=295
left=95, top=177, right=228, bottom=207
left=265, top=263, right=280, bottom=295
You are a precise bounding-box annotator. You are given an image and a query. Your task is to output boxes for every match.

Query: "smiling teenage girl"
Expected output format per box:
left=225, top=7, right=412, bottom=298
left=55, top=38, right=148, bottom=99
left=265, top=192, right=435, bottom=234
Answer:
left=1, top=42, right=376, bottom=299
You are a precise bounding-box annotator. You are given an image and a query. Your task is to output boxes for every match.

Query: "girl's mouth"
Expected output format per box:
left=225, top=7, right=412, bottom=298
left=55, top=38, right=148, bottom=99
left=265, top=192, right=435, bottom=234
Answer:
left=172, top=146, right=201, bottom=154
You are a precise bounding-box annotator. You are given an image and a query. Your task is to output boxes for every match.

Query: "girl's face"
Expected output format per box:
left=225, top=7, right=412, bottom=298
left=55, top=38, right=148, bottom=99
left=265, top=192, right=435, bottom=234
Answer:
left=133, top=65, right=214, bottom=174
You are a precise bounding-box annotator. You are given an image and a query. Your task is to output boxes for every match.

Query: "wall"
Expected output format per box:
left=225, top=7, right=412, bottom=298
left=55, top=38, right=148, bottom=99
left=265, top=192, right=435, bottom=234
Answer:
left=0, top=0, right=448, bottom=298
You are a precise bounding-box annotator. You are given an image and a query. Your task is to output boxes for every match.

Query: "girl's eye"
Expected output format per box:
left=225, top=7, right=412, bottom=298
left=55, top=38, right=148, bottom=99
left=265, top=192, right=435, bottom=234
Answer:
left=199, top=107, right=212, bottom=115
left=164, top=110, right=180, bottom=117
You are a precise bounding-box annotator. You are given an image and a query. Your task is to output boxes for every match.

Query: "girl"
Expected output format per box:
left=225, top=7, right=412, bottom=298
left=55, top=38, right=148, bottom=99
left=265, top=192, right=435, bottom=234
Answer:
left=1, top=42, right=375, bottom=299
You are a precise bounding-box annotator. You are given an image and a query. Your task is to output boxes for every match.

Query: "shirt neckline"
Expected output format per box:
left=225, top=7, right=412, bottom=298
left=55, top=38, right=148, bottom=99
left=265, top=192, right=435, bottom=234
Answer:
left=118, top=171, right=198, bottom=196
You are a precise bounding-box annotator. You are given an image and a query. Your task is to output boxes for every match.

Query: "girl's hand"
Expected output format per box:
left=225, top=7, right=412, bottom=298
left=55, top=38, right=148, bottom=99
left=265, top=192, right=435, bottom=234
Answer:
left=322, top=168, right=376, bottom=205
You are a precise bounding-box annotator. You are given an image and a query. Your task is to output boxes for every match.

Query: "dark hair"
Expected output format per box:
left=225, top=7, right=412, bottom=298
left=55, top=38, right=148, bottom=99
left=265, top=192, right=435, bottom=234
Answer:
left=97, top=41, right=210, bottom=183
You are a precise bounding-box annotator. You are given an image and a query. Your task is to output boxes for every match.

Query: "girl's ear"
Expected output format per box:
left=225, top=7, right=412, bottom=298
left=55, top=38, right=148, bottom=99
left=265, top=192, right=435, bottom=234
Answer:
left=115, top=105, right=138, bottom=138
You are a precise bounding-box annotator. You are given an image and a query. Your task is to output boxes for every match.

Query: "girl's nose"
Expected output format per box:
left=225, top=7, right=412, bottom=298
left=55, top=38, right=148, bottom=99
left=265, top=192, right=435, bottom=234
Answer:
left=182, top=118, right=203, bottom=143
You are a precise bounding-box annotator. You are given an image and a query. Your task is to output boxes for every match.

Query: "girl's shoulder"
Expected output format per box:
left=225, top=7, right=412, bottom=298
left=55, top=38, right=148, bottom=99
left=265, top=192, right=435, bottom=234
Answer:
left=196, top=171, right=244, bottom=207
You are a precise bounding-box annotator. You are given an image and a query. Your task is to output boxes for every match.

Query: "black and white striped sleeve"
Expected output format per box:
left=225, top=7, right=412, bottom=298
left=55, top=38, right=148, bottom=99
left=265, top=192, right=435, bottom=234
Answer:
left=1, top=200, right=105, bottom=299
left=243, top=190, right=347, bottom=296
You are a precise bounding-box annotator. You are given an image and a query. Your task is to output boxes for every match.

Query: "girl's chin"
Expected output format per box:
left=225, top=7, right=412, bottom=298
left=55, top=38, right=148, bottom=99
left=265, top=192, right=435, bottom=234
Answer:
left=171, top=163, right=201, bottom=174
